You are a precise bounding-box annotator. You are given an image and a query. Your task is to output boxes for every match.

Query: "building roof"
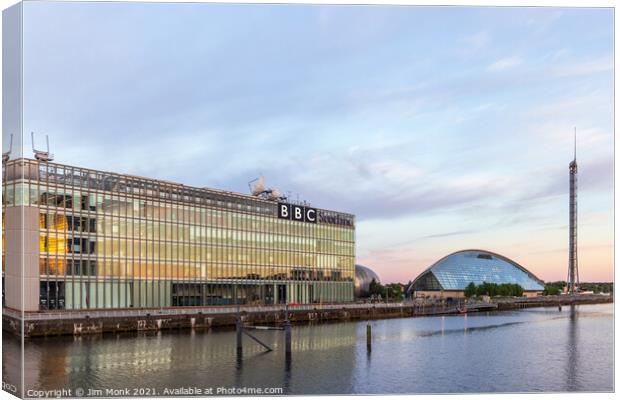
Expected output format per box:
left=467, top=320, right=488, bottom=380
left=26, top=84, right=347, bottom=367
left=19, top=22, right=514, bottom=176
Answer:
left=6, top=158, right=355, bottom=221
left=409, top=249, right=545, bottom=293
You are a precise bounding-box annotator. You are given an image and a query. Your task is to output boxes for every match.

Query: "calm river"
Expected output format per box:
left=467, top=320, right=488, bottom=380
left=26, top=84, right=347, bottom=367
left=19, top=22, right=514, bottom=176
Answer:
left=2, top=303, right=613, bottom=396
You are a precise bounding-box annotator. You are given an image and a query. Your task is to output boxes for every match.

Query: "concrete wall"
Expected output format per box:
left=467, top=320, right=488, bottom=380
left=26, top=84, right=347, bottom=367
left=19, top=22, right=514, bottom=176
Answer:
left=5, top=205, right=40, bottom=311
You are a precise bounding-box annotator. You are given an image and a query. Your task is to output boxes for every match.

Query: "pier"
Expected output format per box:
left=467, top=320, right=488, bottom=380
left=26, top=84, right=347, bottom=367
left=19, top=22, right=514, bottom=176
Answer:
left=2, top=294, right=611, bottom=338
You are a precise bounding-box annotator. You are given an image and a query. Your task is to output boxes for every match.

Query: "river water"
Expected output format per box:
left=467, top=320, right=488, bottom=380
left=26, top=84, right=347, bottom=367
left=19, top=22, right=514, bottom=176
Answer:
left=2, top=303, right=613, bottom=396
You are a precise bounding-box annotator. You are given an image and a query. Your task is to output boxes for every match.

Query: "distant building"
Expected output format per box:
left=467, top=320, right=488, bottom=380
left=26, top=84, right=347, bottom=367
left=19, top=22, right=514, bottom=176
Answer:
left=354, top=264, right=380, bottom=298
left=407, top=249, right=545, bottom=299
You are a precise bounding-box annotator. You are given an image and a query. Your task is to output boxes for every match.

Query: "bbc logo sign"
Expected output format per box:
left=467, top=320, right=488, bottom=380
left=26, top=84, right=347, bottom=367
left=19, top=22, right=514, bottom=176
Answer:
left=278, top=203, right=317, bottom=224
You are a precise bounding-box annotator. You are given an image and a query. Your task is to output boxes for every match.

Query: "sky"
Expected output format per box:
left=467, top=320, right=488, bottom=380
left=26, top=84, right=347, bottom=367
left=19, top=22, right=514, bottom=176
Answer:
left=6, top=2, right=614, bottom=283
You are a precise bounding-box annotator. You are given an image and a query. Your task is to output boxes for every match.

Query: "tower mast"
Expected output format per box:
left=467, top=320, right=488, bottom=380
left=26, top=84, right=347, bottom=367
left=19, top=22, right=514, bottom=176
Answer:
left=567, top=128, right=579, bottom=294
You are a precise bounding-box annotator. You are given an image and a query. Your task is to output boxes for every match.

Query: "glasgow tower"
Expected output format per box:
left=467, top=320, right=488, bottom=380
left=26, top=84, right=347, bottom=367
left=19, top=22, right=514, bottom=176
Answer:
left=567, top=130, right=579, bottom=294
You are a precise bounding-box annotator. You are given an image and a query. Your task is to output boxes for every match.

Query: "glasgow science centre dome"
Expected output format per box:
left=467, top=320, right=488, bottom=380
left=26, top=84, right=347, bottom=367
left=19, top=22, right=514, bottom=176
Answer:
left=407, top=249, right=545, bottom=297
left=355, top=264, right=381, bottom=298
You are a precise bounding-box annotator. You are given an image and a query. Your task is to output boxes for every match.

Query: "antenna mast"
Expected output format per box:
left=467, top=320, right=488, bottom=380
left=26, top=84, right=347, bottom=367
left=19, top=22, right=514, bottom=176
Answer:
left=32, top=132, right=54, bottom=162
left=574, top=127, right=577, bottom=161
left=567, top=128, right=579, bottom=294
left=2, top=134, right=13, bottom=163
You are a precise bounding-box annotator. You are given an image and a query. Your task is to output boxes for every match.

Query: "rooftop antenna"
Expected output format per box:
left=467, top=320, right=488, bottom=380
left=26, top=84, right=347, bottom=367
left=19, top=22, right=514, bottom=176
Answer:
left=2, top=133, right=13, bottom=163
left=32, top=132, right=54, bottom=162
left=573, top=126, right=577, bottom=161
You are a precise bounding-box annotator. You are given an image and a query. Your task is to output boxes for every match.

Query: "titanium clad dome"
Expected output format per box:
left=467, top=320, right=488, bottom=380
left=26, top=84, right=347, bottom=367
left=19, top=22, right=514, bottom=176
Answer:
left=408, top=249, right=545, bottom=295
left=355, top=264, right=380, bottom=298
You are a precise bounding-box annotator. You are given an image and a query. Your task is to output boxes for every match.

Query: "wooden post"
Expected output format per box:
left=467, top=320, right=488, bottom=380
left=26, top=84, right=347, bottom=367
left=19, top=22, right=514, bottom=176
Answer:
left=284, top=303, right=292, bottom=357
left=236, top=318, right=243, bottom=353
left=284, top=320, right=292, bottom=356
left=243, top=330, right=273, bottom=352
left=366, top=323, right=372, bottom=350
left=236, top=305, right=243, bottom=354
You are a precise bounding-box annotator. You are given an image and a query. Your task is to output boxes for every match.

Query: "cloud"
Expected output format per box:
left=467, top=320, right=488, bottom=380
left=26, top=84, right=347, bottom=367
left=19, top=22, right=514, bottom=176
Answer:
left=487, top=56, right=522, bottom=71
left=222, top=149, right=519, bottom=222
left=549, top=56, right=613, bottom=78
left=18, top=3, right=613, bottom=283
left=419, top=229, right=476, bottom=240
left=461, top=31, right=490, bottom=50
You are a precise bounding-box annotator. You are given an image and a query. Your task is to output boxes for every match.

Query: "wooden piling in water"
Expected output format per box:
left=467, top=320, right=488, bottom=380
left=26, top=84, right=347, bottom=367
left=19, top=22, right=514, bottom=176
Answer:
left=366, top=323, right=372, bottom=349
left=236, top=318, right=243, bottom=353
left=284, top=320, right=292, bottom=356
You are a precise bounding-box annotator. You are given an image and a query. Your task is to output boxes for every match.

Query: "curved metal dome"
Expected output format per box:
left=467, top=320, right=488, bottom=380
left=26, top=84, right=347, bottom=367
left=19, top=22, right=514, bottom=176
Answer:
left=355, top=264, right=381, bottom=298
left=407, top=249, right=545, bottom=296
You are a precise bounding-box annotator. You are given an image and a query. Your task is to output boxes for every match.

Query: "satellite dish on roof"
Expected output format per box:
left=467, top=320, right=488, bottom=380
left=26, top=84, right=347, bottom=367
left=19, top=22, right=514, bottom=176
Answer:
left=271, top=188, right=281, bottom=198
left=248, top=176, right=290, bottom=202
left=251, top=176, right=266, bottom=196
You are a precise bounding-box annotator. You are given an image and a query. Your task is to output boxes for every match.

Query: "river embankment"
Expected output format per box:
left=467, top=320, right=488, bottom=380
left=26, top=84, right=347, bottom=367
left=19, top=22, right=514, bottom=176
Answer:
left=2, top=294, right=612, bottom=337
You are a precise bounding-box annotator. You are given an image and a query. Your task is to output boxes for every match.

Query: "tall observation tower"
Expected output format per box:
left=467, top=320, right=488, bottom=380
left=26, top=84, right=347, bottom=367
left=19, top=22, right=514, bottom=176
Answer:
left=567, top=130, right=579, bottom=294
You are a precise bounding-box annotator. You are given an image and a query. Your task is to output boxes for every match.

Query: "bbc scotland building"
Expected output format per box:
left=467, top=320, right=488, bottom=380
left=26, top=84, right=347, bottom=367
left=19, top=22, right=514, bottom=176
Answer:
left=2, top=158, right=355, bottom=311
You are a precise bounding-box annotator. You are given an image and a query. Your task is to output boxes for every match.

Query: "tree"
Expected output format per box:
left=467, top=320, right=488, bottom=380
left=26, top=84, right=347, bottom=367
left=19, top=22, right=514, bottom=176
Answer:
left=579, top=282, right=614, bottom=294
left=543, top=283, right=562, bottom=295
left=464, top=282, right=477, bottom=298
left=470, top=282, right=524, bottom=297
left=386, top=283, right=404, bottom=300
left=512, top=283, right=523, bottom=297
left=368, top=279, right=384, bottom=297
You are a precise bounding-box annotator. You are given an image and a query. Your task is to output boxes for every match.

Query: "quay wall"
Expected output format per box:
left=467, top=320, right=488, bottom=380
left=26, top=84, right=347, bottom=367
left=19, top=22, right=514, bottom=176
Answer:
left=3, top=295, right=612, bottom=338
left=494, top=294, right=613, bottom=310
left=4, top=306, right=419, bottom=338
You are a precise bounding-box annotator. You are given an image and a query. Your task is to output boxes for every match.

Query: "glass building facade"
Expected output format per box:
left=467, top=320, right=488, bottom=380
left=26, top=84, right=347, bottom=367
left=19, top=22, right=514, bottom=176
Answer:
left=408, top=249, right=545, bottom=295
left=2, top=158, right=355, bottom=310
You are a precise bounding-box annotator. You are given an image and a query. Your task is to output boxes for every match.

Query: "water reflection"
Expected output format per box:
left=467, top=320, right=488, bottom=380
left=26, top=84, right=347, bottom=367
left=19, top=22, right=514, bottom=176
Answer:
left=2, top=334, right=22, bottom=397
left=3, top=304, right=612, bottom=395
left=283, top=353, right=292, bottom=393
left=566, top=304, right=578, bottom=391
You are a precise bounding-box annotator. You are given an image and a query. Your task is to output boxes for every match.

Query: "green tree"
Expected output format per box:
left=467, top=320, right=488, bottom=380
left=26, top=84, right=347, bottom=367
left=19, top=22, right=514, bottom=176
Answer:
left=542, top=282, right=563, bottom=295
left=579, top=282, right=614, bottom=294
left=368, top=279, right=384, bottom=297
left=386, top=283, right=404, bottom=300
left=472, top=282, right=523, bottom=297
left=464, top=282, right=477, bottom=298
left=512, top=283, right=523, bottom=297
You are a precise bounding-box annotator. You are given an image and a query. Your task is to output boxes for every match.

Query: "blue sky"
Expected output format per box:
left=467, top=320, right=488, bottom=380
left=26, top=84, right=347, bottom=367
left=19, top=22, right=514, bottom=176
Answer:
left=11, top=2, right=614, bottom=283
